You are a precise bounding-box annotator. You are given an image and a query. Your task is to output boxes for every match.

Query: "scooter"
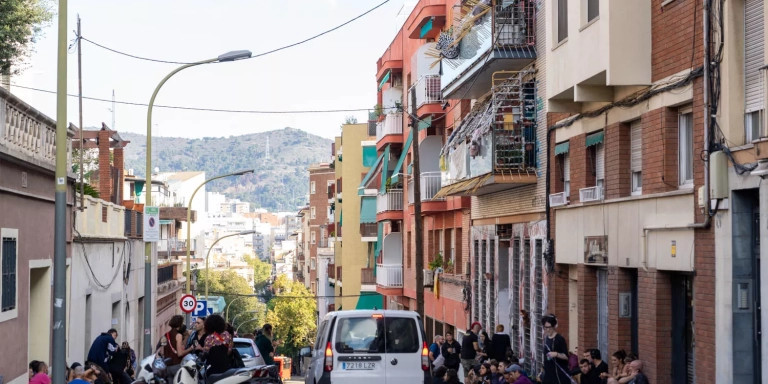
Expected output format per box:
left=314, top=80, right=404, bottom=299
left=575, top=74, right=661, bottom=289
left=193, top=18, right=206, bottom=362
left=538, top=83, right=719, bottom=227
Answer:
left=173, top=354, right=258, bottom=384
left=131, top=354, right=170, bottom=384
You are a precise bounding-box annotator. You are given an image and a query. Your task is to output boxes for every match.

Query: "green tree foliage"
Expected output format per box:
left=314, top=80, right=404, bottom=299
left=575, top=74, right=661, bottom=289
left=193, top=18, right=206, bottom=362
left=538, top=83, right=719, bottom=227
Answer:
left=197, top=270, right=265, bottom=333
left=243, top=255, right=272, bottom=290
left=0, top=0, right=53, bottom=75
left=265, top=275, right=316, bottom=357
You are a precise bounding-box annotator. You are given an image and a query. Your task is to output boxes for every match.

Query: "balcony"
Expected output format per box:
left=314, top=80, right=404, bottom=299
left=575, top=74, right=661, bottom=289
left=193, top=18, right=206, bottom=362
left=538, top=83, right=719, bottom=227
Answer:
left=376, top=113, right=404, bottom=150
left=408, top=172, right=445, bottom=203
left=157, top=238, right=188, bottom=258
left=376, top=188, right=403, bottom=221
left=157, top=264, right=175, bottom=285
left=405, top=0, right=447, bottom=39
left=159, top=206, right=196, bottom=222
left=409, top=75, right=444, bottom=118
left=441, top=1, right=536, bottom=100
left=360, top=223, right=378, bottom=242
left=376, top=264, right=404, bottom=288
left=437, top=70, right=538, bottom=197
left=361, top=268, right=377, bottom=292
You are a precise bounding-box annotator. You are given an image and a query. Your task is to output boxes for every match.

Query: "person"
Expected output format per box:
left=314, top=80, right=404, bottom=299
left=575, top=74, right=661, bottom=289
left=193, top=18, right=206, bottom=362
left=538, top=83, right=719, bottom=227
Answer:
left=505, top=364, right=533, bottom=384
left=461, top=322, right=482, bottom=379
left=444, top=368, right=461, bottom=384
left=29, top=360, right=40, bottom=380
left=604, top=350, right=627, bottom=384
left=186, top=316, right=208, bottom=352
left=429, top=334, right=444, bottom=368
left=540, top=314, right=571, bottom=384
left=433, top=366, right=448, bottom=384
left=86, top=329, right=119, bottom=373
left=121, top=342, right=136, bottom=378
left=477, top=362, right=492, bottom=384
left=627, top=360, right=648, bottom=384
left=204, top=314, right=234, bottom=374
left=440, top=332, right=461, bottom=371
left=489, top=324, right=511, bottom=362
left=578, top=359, right=601, bottom=384
left=477, top=331, right=491, bottom=363
left=587, top=349, right=609, bottom=378
left=69, top=364, right=101, bottom=384
left=160, top=315, right=194, bottom=380
left=107, top=340, right=133, bottom=384
left=254, top=323, right=276, bottom=365
left=29, top=360, right=50, bottom=384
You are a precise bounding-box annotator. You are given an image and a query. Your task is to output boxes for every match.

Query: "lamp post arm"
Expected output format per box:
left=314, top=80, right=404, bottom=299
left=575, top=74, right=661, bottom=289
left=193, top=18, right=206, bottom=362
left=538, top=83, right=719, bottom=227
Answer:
left=205, top=230, right=257, bottom=299
left=236, top=318, right=260, bottom=335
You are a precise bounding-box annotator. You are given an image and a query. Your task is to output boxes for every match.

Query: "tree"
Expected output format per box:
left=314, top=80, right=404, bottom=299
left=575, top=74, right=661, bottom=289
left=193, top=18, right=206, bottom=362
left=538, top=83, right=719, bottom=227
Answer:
left=243, top=254, right=272, bottom=290
left=343, top=115, right=358, bottom=124
left=265, top=275, right=316, bottom=358
left=0, top=0, right=53, bottom=75
left=196, top=270, right=265, bottom=333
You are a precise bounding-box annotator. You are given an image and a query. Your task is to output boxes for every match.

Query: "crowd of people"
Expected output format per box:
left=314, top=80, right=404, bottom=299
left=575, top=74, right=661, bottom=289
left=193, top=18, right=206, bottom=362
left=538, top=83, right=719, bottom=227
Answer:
left=428, top=315, right=650, bottom=384
left=27, top=315, right=278, bottom=384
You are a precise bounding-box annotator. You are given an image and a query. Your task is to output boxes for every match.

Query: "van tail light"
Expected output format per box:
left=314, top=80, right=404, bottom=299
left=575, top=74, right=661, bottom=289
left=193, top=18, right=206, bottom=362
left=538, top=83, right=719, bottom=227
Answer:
left=324, top=341, right=334, bottom=372
left=421, top=341, right=429, bottom=371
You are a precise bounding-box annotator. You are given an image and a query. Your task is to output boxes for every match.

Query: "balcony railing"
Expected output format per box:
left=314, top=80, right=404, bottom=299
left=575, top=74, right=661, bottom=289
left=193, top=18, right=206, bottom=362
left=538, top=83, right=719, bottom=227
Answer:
left=377, top=188, right=403, bottom=213
left=360, top=223, right=377, bottom=238
left=157, top=264, right=174, bottom=285
left=409, top=75, right=442, bottom=110
left=408, top=172, right=445, bottom=203
left=361, top=268, right=376, bottom=285
left=376, top=112, right=403, bottom=141
left=376, top=264, right=403, bottom=287
left=158, top=238, right=187, bottom=254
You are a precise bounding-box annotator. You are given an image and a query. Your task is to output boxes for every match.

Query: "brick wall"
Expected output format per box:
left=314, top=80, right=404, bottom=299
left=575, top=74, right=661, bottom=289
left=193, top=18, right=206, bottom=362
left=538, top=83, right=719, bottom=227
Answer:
left=637, top=269, right=672, bottom=383
left=607, top=267, right=634, bottom=355
left=577, top=265, right=598, bottom=351
left=641, top=107, right=680, bottom=194
left=98, top=129, right=111, bottom=200
left=604, top=122, right=631, bottom=200
left=651, top=0, right=703, bottom=81
left=568, top=134, right=587, bottom=203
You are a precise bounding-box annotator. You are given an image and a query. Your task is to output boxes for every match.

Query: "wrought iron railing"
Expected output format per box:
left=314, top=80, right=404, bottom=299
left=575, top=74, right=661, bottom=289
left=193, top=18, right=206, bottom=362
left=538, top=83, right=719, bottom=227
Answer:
left=157, top=264, right=174, bottom=285
left=409, top=75, right=442, bottom=111
left=376, top=264, right=403, bottom=287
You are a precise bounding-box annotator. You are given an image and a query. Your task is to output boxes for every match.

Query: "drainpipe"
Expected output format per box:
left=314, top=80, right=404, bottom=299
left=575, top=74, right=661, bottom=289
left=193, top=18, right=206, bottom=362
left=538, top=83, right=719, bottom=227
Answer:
left=544, top=127, right=553, bottom=271
left=690, top=0, right=713, bottom=230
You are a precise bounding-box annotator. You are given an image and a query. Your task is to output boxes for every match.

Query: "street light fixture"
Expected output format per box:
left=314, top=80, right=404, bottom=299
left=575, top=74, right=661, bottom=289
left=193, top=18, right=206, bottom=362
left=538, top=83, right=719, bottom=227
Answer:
left=231, top=310, right=259, bottom=329
left=143, top=49, right=252, bottom=358
left=204, top=230, right=257, bottom=299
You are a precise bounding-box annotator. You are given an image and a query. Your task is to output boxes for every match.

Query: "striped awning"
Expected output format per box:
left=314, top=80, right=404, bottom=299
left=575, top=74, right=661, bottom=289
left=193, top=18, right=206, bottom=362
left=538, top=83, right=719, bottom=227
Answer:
left=360, top=196, right=377, bottom=224
left=585, top=131, right=604, bottom=148
left=359, top=153, right=384, bottom=195
left=390, top=130, right=413, bottom=184
left=554, top=141, right=570, bottom=156
left=378, top=70, right=391, bottom=90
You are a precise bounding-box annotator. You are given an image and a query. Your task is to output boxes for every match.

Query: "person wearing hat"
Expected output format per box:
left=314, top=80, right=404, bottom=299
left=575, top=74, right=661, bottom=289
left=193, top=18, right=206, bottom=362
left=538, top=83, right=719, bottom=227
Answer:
left=461, top=321, right=483, bottom=379
left=505, top=364, right=532, bottom=384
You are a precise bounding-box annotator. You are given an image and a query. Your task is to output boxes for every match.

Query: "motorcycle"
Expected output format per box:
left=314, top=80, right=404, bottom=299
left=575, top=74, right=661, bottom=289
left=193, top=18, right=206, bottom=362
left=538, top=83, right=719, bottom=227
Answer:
left=247, top=364, right=282, bottom=384
left=173, top=354, right=259, bottom=384
left=131, top=354, right=170, bottom=384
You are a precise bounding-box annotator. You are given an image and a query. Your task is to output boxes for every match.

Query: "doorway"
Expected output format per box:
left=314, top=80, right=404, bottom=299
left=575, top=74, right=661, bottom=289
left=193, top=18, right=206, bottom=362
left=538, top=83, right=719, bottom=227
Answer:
left=28, top=263, right=51, bottom=363
left=670, top=274, right=694, bottom=384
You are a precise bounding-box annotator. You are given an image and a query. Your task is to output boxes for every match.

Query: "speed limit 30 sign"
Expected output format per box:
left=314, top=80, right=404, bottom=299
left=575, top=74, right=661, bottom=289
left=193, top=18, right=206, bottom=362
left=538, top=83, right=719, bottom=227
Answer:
left=180, top=294, right=197, bottom=313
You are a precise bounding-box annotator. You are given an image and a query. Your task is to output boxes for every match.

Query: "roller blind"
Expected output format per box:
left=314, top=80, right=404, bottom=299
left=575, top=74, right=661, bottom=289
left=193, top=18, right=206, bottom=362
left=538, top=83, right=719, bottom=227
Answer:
left=745, top=0, right=765, bottom=113
left=596, top=143, right=605, bottom=181
left=630, top=120, right=642, bottom=172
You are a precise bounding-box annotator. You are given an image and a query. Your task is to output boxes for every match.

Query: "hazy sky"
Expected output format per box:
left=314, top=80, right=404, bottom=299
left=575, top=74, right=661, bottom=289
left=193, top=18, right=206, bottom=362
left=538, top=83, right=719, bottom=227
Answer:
left=12, top=0, right=415, bottom=140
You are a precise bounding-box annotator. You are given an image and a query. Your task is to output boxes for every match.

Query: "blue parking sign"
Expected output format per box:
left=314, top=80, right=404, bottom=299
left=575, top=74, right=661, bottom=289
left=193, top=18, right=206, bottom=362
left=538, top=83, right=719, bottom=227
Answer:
left=193, top=300, right=208, bottom=317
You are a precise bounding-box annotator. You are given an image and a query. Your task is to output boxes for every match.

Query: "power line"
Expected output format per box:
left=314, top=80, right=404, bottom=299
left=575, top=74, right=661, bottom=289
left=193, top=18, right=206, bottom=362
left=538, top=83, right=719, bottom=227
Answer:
left=77, top=0, right=390, bottom=65
left=206, top=290, right=376, bottom=299
left=11, top=83, right=397, bottom=114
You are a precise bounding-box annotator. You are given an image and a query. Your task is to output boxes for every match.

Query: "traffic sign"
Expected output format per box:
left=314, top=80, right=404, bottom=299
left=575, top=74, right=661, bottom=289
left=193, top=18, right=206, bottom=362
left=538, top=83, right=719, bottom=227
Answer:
left=143, top=206, right=160, bottom=242
left=180, top=294, right=196, bottom=313
left=193, top=300, right=208, bottom=317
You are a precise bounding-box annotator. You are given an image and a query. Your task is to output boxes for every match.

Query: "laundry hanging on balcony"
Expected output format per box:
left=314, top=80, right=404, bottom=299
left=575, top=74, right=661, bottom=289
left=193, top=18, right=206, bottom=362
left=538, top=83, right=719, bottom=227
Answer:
left=441, top=93, right=495, bottom=158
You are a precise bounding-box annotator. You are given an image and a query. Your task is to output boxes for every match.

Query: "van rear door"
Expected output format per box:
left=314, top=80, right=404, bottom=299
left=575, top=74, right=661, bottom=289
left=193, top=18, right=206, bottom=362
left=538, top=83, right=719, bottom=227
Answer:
left=382, top=316, right=426, bottom=384
left=331, top=314, right=387, bottom=384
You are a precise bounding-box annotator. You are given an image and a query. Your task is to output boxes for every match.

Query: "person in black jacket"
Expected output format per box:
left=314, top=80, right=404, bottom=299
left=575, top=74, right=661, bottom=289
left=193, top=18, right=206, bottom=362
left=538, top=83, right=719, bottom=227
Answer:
left=86, top=329, right=119, bottom=372
left=440, top=332, right=462, bottom=371
left=489, top=324, right=511, bottom=362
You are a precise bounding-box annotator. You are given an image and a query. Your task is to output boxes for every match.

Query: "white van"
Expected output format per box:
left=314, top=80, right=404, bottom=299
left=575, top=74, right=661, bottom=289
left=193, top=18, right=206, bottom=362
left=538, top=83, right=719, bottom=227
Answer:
left=303, top=310, right=431, bottom=384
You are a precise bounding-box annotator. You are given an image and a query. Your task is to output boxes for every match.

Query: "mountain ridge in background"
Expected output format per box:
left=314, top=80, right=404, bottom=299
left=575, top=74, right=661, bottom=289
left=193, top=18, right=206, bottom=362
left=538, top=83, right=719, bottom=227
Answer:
left=120, top=127, right=332, bottom=211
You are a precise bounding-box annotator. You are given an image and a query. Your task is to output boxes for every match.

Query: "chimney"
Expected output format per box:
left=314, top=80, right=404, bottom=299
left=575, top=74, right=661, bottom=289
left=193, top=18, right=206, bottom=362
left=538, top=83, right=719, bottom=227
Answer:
left=98, top=126, right=112, bottom=201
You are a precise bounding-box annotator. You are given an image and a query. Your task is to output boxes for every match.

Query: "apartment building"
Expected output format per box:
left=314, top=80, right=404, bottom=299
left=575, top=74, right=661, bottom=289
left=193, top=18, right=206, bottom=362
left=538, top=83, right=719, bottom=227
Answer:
left=330, top=124, right=383, bottom=310
left=307, top=163, right=335, bottom=296
left=544, top=1, right=716, bottom=383
left=710, top=0, right=767, bottom=382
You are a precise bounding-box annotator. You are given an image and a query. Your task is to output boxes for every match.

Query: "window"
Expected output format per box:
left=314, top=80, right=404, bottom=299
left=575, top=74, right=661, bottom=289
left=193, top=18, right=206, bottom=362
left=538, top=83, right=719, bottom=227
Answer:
left=745, top=0, right=765, bottom=143
left=334, top=316, right=419, bottom=353
left=595, top=143, right=605, bottom=190
left=630, top=120, right=643, bottom=195
left=678, top=111, right=694, bottom=186
left=557, top=0, right=568, bottom=43
left=311, top=231, right=317, bottom=245
left=1, top=229, right=18, bottom=318
left=311, top=181, right=316, bottom=194
left=310, top=206, right=316, bottom=219
left=563, top=153, right=571, bottom=197
left=587, top=0, right=598, bottom=22
left=310, top=258, right=316, bottom=270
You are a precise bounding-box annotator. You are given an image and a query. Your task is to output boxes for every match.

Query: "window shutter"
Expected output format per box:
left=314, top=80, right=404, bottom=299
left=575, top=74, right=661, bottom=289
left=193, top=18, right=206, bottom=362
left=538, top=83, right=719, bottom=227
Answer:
left=745, top=0, right=765, bottom=113
left=596, top=143, right=605, bottom=181
left=630, top=120, right=642, bottom=172
left=563, top=154, right=570, bottom=181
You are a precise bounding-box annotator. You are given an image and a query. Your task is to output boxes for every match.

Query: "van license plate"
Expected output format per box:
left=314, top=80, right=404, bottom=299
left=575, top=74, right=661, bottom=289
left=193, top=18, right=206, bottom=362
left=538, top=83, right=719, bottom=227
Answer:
left=342, top=362, right=376, bottom=370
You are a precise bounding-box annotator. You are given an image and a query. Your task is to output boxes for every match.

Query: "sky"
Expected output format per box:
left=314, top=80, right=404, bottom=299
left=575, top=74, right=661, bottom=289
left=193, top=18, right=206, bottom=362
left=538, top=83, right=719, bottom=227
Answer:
left=12, top=0, right=417, bottom=140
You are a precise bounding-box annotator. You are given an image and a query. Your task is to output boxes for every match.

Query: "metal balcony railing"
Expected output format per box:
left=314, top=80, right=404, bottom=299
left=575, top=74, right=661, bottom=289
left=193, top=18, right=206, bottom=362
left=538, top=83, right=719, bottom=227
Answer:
left=493, top=1, right=536, bottom=48
left=157, top=264, right=174, bottom=285
left=376, top=112, right=404, bottom=141
left=409, top=75, right=442, bottom=111
left=360, top=223, right=377, bottom=238
left=376, top=264, right=403, bottom=287
left=377, top=188, right=403, bottom=213
left=361, top=268, right=376, bottom=285
left=409, top=172, right=445, bottom=203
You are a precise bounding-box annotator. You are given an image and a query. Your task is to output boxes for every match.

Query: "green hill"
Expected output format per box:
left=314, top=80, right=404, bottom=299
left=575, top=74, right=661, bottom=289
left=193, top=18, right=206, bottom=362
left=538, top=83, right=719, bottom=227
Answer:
left=120, top=128, right=332, bottom=211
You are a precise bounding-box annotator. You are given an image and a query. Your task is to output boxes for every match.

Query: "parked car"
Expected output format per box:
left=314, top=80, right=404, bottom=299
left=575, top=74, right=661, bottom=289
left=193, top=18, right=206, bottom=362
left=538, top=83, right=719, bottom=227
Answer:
left=234, top=337, right=266, bottom=367
left=303, top=310, right=430, bottom=384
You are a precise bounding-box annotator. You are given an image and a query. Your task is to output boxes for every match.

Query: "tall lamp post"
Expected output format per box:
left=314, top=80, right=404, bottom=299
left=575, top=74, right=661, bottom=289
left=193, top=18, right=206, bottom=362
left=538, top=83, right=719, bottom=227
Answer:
left=224, top=295, right=245, bottom=323
left=143, top=49, right=252, bottom=358
left=204, top=230, right=257, bottom=299
left=232, top=310, right=259, bottom=330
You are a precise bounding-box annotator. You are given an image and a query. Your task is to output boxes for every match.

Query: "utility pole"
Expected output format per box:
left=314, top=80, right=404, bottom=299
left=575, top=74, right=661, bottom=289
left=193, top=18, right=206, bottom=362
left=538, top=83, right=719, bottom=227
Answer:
left=52, top=0, right=68, bottom=382
left=409, top=112, right=425, bottom=319
left=77, top=15, right=84, bottom=211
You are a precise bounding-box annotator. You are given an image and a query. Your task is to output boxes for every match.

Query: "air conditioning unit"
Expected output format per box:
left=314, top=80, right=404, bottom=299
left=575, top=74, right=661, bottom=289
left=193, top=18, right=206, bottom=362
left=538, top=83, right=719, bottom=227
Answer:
left=579, top=186, right=604, bottom=202
left=549, top=192, right=568, bottom=207
left=423, top=269, right=434, bottom=287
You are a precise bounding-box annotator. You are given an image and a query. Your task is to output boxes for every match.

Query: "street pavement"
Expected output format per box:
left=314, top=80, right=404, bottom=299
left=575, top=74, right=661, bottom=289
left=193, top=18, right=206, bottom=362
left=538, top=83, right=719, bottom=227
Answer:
left=285, top=375, right=304, bottom=384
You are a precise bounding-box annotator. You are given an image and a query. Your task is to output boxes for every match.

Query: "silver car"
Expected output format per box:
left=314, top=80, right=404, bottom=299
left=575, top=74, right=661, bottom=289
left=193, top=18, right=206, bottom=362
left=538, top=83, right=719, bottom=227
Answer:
left=234, top=337, right=267, bottom=367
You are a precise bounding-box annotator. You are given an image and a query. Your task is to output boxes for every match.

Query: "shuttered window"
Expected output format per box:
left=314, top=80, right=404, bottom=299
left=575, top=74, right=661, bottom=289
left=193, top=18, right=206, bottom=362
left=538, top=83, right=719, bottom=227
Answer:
left=557, top=0, right=568, bottom=43
left=679, top=112, right=694, bottom=186
left=630, top=120, right=643, bottom=194
left=745, top=0, right=765, bottom=142
left=2, top=235, right=17, bottom=312
left=596, top=143, right=605, bottom=189
left=563, top=154, right=571, bottom=197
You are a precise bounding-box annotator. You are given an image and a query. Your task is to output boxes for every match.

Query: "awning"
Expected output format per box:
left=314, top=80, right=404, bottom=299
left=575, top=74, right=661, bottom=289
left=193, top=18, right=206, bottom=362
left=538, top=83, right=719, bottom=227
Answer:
left=134, top=181, right=145, bottom=196
left=360, top=196, right=377, bottom=223
left=554, top=141, right=570, bottom=156
left=389, top=130, right=413, bottom=184
left=433, top=174, right=492, bottom=198
left=355, top=292, right=383, bottom=310
left=378, top=70, right=391, bottom=91
left=420, top=17, right=434, bottom=39
left=585, top=131, right=604, bottom=148
left=359, top=153, right=384, bottom=195
left=379, top=145, right=390, bottom=194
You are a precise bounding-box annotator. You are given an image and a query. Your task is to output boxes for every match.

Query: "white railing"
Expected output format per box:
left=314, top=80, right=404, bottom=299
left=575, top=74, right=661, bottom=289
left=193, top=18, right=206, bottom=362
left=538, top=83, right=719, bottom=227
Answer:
left=408, top=172, right=445, bottom=203
left=376, top=264, right=403, bottom=287
left=579, top=186, right=604, bottom=202
left=409, top=75, right=442, bottom=110
left=1, top=92, right=69, bottom=168
left=377, top=188, right=403, bottom=213
left=376, top=112, right=403, bottom=141
left=548, top=192, right=568, bottom=207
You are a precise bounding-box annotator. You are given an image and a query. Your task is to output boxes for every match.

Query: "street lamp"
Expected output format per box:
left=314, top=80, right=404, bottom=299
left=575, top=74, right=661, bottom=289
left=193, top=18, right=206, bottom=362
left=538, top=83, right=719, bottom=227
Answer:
left=204, top=230, right=257, bottom=299
left=224, top=296, right=245, bottom=323
left=231, top=310, right=259, bottom=329
left=143, top=49, right=252, bottom=358
left=235, top=318, right=261, bottom=335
